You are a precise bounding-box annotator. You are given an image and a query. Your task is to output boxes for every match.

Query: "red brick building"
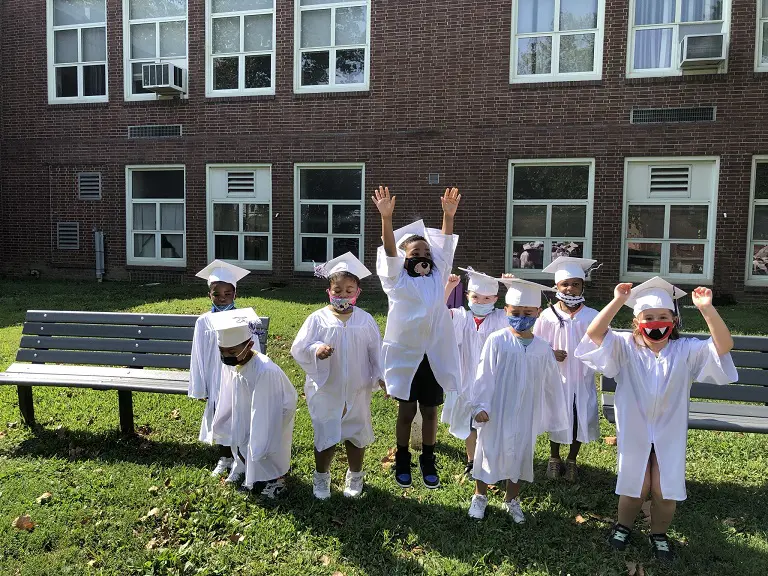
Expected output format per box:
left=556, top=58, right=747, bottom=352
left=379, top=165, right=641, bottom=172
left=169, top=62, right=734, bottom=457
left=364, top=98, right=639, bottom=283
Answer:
left=1, top=0, right=767, bottom=300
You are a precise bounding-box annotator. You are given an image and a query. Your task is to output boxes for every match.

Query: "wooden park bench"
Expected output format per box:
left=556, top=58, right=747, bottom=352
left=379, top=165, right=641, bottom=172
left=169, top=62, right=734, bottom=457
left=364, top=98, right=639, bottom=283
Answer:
left=0, top=310, right=269, bottom=435
left=601, top=331, right=768, bottom=433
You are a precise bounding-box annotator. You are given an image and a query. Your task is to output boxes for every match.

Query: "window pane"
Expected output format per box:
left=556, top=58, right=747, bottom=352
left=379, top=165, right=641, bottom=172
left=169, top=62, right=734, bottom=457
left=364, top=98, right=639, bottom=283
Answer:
left=517, top=0, right=555, bottom=33
left=559, top=33, right=595, bottom=73
left=681, top=0, right=722, bottom=22
left=133, top=204, right=156, bottom=230
left=213, top=0, right=273, bottom=12
left=512, top=240, right=544, bottom=270
left=627, top=205, right=665, bottom=238
left=213, top=16, right=240, bottom=54
left=513, top=165, right=590, bottom=200
left=635, top=0, right=674, bottom=25
left=55, top=29, right=78, bottom=64
left=332, top=205, right=361, bottom=234
left=160, top=203, right=184, bottom=230
left=243, top=204, right=269, bottom=232
left=215, top=235, right=239, bottom=259
left=244, top=14, right=273, bottom=51
left=517, top=37, right=552, bottom=75
left=336, top=49, right=365, bottom=84
left=552, top=241, right=584, bottom=260
left=634, top=28, right=673, bottom=69
left=560, top=0, right=597, bottom=30
left=83, top=65, right=106, bottom=96
left=333, top=238, right=359, bottom=258
left=301, top=0, right=361, bottom=4
left=245, top=236, right=269, bottom=261
left=755, top=163, right=768, bottom=199
left=214, top=57, right=239, bottom=90
left=131, top=23, right=156, bottom=59
left=160, top=234, right=184, bottom=258
left=679, top=22, right=724, bottom=44
left=752, top=205, right=768, bottom=241
left=130, top=0, right=186, bottom=20
left=763, top=22, right=768, bottom=64
left=512, top=205, right=547, bottom=236
left=669, top=243, right=705, bottom=274
left=55, top=67, right=78, bottom=97
left=301, top=51, right=330, bottom=85
left=132, top=170, right=184, bottom=199
left=134, top=233, right=156, bottom=258
left=300, top=169, right=362, bottom=200
left=301, top=9, right=331, bottom=48
left=669, top=205, right=708, bottom=239
left=245, top=55, right=271, bottom=88
left=301, top=237, right=327, bottom=262
left=159, top=20, right=186, bottom=57
left=82, top=27, right=106, bottom=62
left=752, top=244, right=768, bottom=276
left=54, top=0, right=106, bottom=25
left=551, top=205, right=587, bottom=236
left=132, top=62, right=152, bottom=94
left=301, top=204, right=329, bottom=233
left=214, top=203, right=239, bottom=231
left=626, top=242, right=661, bottom=273
left=335, top=6, right=367, bottom=45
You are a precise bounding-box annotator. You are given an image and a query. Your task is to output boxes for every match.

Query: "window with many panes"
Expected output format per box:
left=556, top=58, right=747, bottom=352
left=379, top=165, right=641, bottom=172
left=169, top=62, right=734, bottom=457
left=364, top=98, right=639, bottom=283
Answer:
left=294, top=164, right=364, bottom=270
left=511, top=0, right=605, bottom=82
left=295, top=0, right=370, bottom=93
left=207, top=165, right=272, bottom=269
left=48, top=0, right=107, bottom=102
left=506, top=160, right=594, bottom=274
left=757, top=0, right=768, bottom=71
left=622, top=158, right=718, bottom=281
left=747, top=158, right=768, bottom=282
left=126, top=166, right=186, bottom=266
left=628, top=0, right=730, bottom=76
left=124, top=0, right=187, bottom=99
left=207, top=0, right=275, bottom=95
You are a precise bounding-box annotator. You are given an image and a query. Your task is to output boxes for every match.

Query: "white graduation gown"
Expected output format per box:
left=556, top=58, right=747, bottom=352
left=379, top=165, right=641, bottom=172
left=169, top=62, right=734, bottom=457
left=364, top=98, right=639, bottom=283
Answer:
left=441, top=307, right=509, bottom=440
left=471, top=330, right=569, bottom=485
left=575, top=330, right=737, bottom=501
left=187, top=311, right=260, bottom=445
left=377, top=228, right=461, bottom=399
left=533, top=305, right=601, bottom=444
left=290, top=307, right=382, bottom=452
left=223, top=353, right=298, bottom=488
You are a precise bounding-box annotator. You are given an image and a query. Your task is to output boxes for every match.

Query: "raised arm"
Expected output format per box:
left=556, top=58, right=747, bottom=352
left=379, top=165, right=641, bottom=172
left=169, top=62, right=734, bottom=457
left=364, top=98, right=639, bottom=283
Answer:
left=586, top=283, right=632, bottom=346
left=441, top=187, right=461, bottom=236
left=692, top=287, right=734, bottom=356
left=372, top=186, right=397, bottom=257
left=444, top=274, right=461, bottom=304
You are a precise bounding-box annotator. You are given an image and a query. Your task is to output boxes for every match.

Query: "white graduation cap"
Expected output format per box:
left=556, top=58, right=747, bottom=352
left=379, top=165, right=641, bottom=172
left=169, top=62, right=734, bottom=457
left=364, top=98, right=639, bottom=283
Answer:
left=391, top=220, right=428, bottom=255
left=195, top=260, right=250, bottom=288
left=208, top=307, right=261, bottom=348
left=499, top=277, right=549, bottom=307
left=458, top=267, right=500, bottom=296
left=542, top=256, right=597, bottom=284
left=625, top=276, right=687, bottom=316
left=314, top=252, right=372, bottom=280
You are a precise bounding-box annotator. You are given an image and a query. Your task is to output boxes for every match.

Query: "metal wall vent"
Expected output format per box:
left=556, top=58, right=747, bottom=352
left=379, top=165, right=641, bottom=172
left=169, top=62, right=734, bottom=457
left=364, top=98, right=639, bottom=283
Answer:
left=631, top=107, right=716, bottom=124
left=649, top=166, right=691, bottom=197
left=227, top=171, right=256, bottom=194
left=78, top=172, right=102, bottom=200
left=127, top=124, right=183, bottom=138
left=57, top=222, right=80, bottom=250
left=428, top=173, right=440, bottom=185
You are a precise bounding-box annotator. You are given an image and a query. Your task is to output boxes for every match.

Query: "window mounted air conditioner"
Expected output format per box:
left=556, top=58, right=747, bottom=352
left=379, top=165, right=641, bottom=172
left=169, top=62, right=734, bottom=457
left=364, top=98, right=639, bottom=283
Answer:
left=680, top=33, right=726, bottom=69
left=142, top=63, right=187, bottom=96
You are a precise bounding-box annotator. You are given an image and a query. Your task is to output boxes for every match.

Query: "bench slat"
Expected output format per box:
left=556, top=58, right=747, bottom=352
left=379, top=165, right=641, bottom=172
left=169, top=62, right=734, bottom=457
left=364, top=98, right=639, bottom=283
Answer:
left=729, top=351, right=768, bottom=369
left=602, top=377, right=768, bottom=403
left=4, top=363, right=189, bottom=381
left=734, top=368, right=768, bottom=386
left=25, top=310, right=198, bottom=327
left=23, top=323, right=195, bottom=341
left=0, top=372, right=188, bottom=394
left=20, top=336, right=193, bottom=355
left=16, top=349, right=191, bottom=370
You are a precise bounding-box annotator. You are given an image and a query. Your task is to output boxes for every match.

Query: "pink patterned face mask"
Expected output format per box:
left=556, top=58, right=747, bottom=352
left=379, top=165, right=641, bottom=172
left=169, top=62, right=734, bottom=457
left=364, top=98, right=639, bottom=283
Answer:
left=327, top=288, right=361, bottom=312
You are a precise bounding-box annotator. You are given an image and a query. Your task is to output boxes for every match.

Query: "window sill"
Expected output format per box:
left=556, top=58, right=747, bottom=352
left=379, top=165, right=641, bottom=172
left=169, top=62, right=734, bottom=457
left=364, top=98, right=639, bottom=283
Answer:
left=743, top=279, right=768, bottom=288
left=204, top=94, right=276, bottom=103
left=125, top=263, right=187, bottom=270
left=123, top=98, right=190, bottom=108
left=48, top=101, right=110, bottom=110
left=624, top=73, right=727, bottom=86
left=508, top=79, right=603, bottom=89
left=293, top=90, right=370, bottom=100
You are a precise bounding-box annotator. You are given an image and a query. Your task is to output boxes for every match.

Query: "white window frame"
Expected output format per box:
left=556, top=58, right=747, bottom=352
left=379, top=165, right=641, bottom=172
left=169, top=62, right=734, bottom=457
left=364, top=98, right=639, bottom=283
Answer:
left=745, top=155, right=768, bottom=285
left=620, top=156, right=719, bottom=284
left=510, top=0, right=606, bottom=83
left=757, top=0, right=768, bottom=72
left=626, top=0, right=731, bottom=78
left=505, top=158, right=595, bottom=279
left=47, top=0, right=108, bottom=104
left=293, top=0, right=371, bottom=94
left=123, top=0, right=189, bottom=101
left=205, top=0, right=276, bottom=97
left=125, top=165, right=187, bottom=267
left=294, top=162, right=365, bottom=272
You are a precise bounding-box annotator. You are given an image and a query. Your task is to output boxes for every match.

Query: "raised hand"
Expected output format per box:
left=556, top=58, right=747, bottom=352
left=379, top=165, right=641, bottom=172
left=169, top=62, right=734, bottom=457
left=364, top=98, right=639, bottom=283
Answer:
left=372, top=186, right=396, bottom=219
left=692, top=286, right=713, bottom=310
left=441, top=187, right=461, bottom=218
left=501, top=273, right=516, bottom=279
left=614, top=283, right=633, bottom=304
left=446, top=274, right=461, bottom=291
left=554, top=350, right=567, bottom=362
left=316, top=344, right=334, bottom=360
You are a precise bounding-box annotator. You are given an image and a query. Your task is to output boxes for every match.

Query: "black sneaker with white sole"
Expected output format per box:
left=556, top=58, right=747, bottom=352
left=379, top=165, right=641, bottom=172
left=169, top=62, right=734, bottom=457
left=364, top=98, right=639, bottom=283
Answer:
left=649, top=534, right=674, bottom=562
left=418, top=453, right=440, bottom=489
left=608, top=523, right=632, bottom=551
left=394, top=449, right=412, bottom=488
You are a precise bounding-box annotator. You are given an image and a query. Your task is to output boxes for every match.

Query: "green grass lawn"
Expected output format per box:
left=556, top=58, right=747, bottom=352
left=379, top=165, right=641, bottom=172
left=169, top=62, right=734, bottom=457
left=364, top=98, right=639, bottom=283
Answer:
left=0, top=281, right=767, bottom=576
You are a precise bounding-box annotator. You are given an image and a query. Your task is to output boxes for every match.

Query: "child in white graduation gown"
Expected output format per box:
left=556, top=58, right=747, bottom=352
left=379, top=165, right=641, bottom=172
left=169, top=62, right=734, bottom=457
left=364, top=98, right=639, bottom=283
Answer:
left=534, top=256, right=600, bottom=482
left=210, top=308, right=297, bottom=500
left=468, top=278, right=568, bottom=524
left=442, top=268, right=507, bottom=477
left=372, top=186, right=462, bottom=490
left=575, top=278, right=736, bottom=561
left=187, top=260, right=261, bottom=481
left=291, top=252, right=383, bottom=500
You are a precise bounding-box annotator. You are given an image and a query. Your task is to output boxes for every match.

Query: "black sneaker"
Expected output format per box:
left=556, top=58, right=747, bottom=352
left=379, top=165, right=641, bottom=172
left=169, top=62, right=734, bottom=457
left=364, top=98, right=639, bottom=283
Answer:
left=418, top=453, right=441, bottom=489
left=608, top=523, right=632, bottom=551
left=394, top=450, right=412, bottom=488
left=463, top=460, right=474, bottom=478
left=649, top=534, right=674, bottom=562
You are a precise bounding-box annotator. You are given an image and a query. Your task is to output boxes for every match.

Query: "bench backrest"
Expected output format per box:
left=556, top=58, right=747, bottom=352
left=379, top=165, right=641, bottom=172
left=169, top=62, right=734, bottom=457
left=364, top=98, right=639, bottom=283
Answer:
left=18, top=310, right=270, bottom=370
left=601, top=331, right=768, bottom=404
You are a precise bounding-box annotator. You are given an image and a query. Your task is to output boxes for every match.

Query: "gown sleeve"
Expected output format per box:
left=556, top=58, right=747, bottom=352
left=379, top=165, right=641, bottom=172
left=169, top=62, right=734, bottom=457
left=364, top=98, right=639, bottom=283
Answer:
left=451, top=307, right=466, bottom=346
left=248, top=367, right=296, bottom=462
left=425, top=228, right=458, bottom=284
left=187, top=317, right=211, bottom=399
left=366, top=315, right=384, bottom=390
left=290, top=313, right=330, bottom=388
left=684, top=337, right=738, bottom=385
left=470, top=335, right=497, bottom=425
left=574, top=329, right=628, bottom=379
left=376, top=245, right=405, bottom=291
left=536, top=344, right=569, bottom=436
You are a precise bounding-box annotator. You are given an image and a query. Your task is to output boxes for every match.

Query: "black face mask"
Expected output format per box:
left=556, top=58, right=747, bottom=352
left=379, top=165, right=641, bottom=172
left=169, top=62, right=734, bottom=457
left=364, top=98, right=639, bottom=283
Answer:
left=405, top=257, right=435, bottom=277
left=220, top=356, right=240, bottom=366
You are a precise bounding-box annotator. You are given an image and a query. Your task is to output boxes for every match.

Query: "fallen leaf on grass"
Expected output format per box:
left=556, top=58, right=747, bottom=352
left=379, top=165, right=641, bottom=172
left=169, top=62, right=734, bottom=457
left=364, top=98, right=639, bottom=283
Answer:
left=723, top=517, right=739, bottom=527
left=272, top=549, right=280, bottom=559
left=0, top=431, right=7, bottom=439
left=229, top=533, right=245, bottom=543
left=36, top=492, right=52, bottom=505
left=140, top=507, right=161, bottom=521
left=626, top=561, right=645, bottom=575
left=453, top=474, right=467, bottom=485
left=381, top=447, right=396, bottom=470
left=148, top=486, right=159, bottom=495
left=145, top=538, right=158, bottom=550
left=168, top=409, right=181, bottom=420
left=8, top=421, right=18, bottom=429
left=319, top=555, right=331, bottom=566
left=575, top=514, right=587, bottom=524
left=411, top=546, right=425, bottom=555
left=332, top=572, right=345, bottom=576
left=87, top=559, right=100, bottom=568
left=212, top=540, right=228, bottom=549
left=604, top=436, right=617, bottom=445
left=12, top=515, right=36, bottom=531
left=136, top=425, right=152, bottom=436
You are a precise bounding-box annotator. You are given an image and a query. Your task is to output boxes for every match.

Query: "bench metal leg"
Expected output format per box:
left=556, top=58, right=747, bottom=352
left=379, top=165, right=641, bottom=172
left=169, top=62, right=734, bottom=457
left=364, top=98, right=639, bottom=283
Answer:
left=118, top=390, right=134, bottom=435
left=17, top=385, right=35, bottom=427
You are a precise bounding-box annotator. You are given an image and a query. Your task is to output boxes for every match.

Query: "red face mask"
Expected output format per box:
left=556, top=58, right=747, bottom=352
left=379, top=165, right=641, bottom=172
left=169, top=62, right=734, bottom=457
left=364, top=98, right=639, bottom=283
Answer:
left=638, top=321, right=675, bottom=342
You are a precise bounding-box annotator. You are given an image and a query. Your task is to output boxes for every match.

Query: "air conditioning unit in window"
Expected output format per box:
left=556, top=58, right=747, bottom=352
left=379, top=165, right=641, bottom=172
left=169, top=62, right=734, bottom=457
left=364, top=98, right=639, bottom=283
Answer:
left=680, top=33, right=726, bottom=69
left=141, top=63, right=187, bottom=96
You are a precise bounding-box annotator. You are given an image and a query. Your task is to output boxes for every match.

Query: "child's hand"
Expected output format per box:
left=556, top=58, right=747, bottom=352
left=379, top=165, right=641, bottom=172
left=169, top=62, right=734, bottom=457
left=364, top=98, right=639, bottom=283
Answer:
left=446, top=274, right=461, bottom=291
left=316, top=344, right=334, bottom=359
left=372, top=186, right=396, bottom=219
left=554, top=350, right=567, bottom=362
left=378, top=379, right=390, bottom=399
left=441, top=187, right=461, bottom=217
left=501, top=273, right=516, bottom=279
left=692, top=287, right=713, bottom=310
left=475, top=411, right=489, bottom=423
left=614, top=283, right=633, bottom=303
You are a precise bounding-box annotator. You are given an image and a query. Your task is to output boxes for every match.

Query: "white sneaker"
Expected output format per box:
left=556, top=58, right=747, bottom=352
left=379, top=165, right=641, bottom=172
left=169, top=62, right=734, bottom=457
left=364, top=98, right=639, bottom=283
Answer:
left=211, top=457, right=233, bottom=477
left=503, top=498, right=526, bottom=524
left=343, top=470, right=365, bottom=498
left=313, top=471, right=332, bottom=500
left=261, top=478, right=286, bottom=500
left=224, top=459, right=245, bottom=484
left=468, top=494, right=488, bottom=519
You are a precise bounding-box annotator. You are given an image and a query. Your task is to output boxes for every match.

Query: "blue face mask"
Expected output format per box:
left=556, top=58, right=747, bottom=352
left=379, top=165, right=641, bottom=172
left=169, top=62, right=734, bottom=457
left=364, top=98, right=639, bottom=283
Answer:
left=212, top=301, right=235, bottom=313
left=507, top=315, right=537, bottom=332
left=469, top=302, right=495, bottom=317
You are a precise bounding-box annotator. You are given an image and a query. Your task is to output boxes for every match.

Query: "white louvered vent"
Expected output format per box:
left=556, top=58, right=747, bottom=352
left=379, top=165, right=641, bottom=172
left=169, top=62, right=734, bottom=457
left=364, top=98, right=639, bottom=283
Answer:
left=649, top=166, right=691, bottom=198
left=57, top=222, right=80, bottom=250
left=227, top=171, right=256, bottom=195
left=78, top=172, right=102, bottom=200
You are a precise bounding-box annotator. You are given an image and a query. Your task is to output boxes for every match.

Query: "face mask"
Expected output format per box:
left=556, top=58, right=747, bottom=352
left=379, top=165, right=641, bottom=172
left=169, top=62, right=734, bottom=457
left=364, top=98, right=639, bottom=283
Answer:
left=405, top=257, right=435, bottom=277
left=556, top=292, right=585, bottom=308
left=212, top=301, right=235, bottom=313
left=469, top=302, right=495, bottom=317
left=638, top=321, right=675, bottom=342
left=507, top=315, right=537, bottom=332
left=221, top=343, right=251, bottom=366
left=327, top=288, right=360, bottom=312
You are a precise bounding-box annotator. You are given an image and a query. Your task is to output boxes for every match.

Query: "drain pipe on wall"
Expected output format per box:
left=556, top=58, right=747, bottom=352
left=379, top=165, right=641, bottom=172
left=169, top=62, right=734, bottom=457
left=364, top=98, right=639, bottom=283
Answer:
left=94, top=229, right=105, bottom=282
